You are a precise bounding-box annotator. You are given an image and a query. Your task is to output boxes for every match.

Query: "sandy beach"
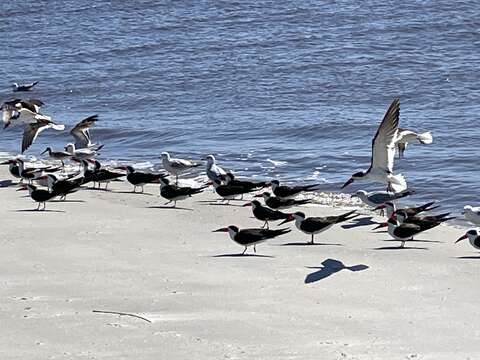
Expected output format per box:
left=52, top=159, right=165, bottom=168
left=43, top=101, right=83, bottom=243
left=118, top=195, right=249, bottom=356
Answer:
left=1, top=166, right=478, bottom=359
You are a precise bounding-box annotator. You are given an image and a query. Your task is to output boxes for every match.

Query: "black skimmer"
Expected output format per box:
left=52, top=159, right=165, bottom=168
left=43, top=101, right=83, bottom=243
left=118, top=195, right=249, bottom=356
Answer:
left=16, top=159, right=61, bottom=183
left=213, top=225, right=291, bottom=255
left=160, top=152, right=200, bottom=184
left=0, top=159, right=21, bottom=180
left=395, top=209, right=454, bottom=228
left=243, top=200, right=291, bottom=229
left=159, top=177, right=207, bottom=207
left=395, top=128, right=433, bottom=158
left=45, top=173, right=82, bottom=201
left=381, top=216, right=425, bottom=248
left=1, top=98, right=44, bottom=128
left=456, top=229, right=480, bottom=251
left=116, top=165, right=164, bottom=193
left=270, top=179, right=320, bottom=199
left=87, top=160, right=125, bottom=189
left=259, top=192, right=312, bottom=210
left=341, top=98, right=407, bottom=193
left=213, top=179, right=258, bottom=203
left=279, top=210, right=357, bottom=244
left=64, top=143, right=101, bottom=160
left=225, top=173, right=269, bottom=191
left=463, top=206, right=480, bottom=226
left=19, top=184, right=58, bottom=210
left=41, top=147, right=72, bottom=167
left=70, top=115, right=101, bottom=149
left=204, top=155, right=228, bottom=183
left=374, top=201, right=438, bottom=218
left=21, top=117, right=65, bottom=153
left=351, top=189, right=414, bottom=208
left=12, top=81, right=39, bottom=92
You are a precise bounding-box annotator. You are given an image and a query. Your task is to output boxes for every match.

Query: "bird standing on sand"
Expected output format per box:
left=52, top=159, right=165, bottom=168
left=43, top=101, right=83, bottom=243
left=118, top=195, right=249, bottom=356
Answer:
left=161, top=152, right=200, bottom=184
left=456, top=229, right=480, bottom=251
left=243, top=200, right=291, bottom=229
left=204, top=155, right=228, bottom=183
left=117, top=165, right=164, bottom=193
left=342, top=98, right=407, bottom=193
left=225, top=173, right=269, bottom=191
left=351, top=189, right=414, bottom=208
left=270, top=180, right=320, bottom=199
left=18, top=184, right=58, bottom=210
left=159, top=177, right=206, bottom=207
left=374, top=201, right=438, bottom=218
left=463, top=205, right=480, bottom=225
left=41, top=147, right=72, bottom=167
left=259, top=192, right=312, bottom=210
left=12, top=81, right=39, bottom=92
left=213, top=225, right=291, bottom=255
left=213, top=179, right=257, bottom=203
left=64, top=143, right=101, bottom=160
left=279, top=210, right=358, bottom=244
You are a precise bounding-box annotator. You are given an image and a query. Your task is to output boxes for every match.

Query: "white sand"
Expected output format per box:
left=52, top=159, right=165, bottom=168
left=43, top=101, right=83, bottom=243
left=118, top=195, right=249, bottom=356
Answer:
left=0, top=167, right=478, bottom=359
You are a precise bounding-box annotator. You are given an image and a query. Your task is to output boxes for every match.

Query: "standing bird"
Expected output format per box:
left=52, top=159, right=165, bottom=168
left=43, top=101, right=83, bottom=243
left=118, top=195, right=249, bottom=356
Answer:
left=270, top=180, right=320, bottom=199
left=0, top=159, right=22, bottom=180
left=279, top=210, right=358, bottom=244
left=87, top=160, right=125, bottom=189
left=64, top=143, right=101, bottom=160
left=456, top=229, right=480, bottom=251
left=351, top=189, right=414, bottom=208
left=12, top=81, right=39, bottom=92
left=41, top=147, right=72, bottom=167
left=341, top=98, right=407, bottom=193
left=45, top=173, right=83, bottom=201
left=116, top=165, right=164, bottom=193
left=463, top=205, right=480, bottom=226
left=18, top=184, right=58, bottom=210
left=213, top=179, right=257, bottom=203
left=374, top=201, right=438, bottom=218
left=225, top=173, right=269, bottom=191
left=159, top=177, right=206, bottom=207
left=160, top=152, right=200, bottom=184
left=395, top=209, right=454, bottom=228
left=395, top=128, right=433, bottom=158
left=381, top=216, right=425, bottom=248
left=259, top=192, right=312, bottom=210
left=243, top=200, right=291, bottom=229
left=70, top=115, right=101, bottom=149
left=204, top=155, right=228, bottom=183
left=213, top=225, right=291, bottom=255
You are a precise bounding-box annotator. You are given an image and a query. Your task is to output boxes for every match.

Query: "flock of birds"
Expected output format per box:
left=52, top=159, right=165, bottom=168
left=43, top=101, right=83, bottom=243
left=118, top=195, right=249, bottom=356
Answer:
left=1, top=81, right=480, bottom=254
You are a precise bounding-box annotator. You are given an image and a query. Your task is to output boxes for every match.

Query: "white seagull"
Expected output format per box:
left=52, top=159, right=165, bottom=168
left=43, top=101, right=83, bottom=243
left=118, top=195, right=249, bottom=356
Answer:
left=342, top=98, right=407, bottom=193
left=351, top=189, right=414, bottom=208
left=463, top=205, right=480, bottom=226
left=160, top=152, right=200, bottom=183
left=204, top=154, right=228, bottom=183
left=64, top=143, right=99, bottom=160
left=395, top=127, right=433, bottom=158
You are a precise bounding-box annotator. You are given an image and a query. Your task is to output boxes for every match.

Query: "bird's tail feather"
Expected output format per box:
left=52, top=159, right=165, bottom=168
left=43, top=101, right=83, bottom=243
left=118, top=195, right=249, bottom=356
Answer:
left=417, top=131, right=433, bottom=144
left=51, top=124, right=65, bottom=131
left=336, top=210, right=358, bottom=223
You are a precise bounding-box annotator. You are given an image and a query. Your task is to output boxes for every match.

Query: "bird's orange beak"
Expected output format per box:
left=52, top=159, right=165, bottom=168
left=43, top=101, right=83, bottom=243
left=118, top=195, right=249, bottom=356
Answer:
left=373, top=222, right=388, bottom=230
left=279, top=214, right=295, bottom=225
left=16, top=185, right=28, bottom=191
left=456, top=234, right=468, bottom=243
left=341, top=177, right=354, bottom=189
left=374, top=204, right=386, bottom=211
left=242, top=202, right=252, bottom=207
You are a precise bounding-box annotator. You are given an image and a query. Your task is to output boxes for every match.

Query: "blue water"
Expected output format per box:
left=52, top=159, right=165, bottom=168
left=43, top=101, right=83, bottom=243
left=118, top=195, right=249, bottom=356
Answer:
left=0, top=1, right=479, bottom=214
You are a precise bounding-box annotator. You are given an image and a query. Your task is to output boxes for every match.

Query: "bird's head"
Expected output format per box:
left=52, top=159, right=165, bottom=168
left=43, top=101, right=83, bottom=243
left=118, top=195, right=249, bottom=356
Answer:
left=203, top=155, right=215, bottom=165
left=341, top=171, right=366, bottom=189
left=351, top=190, right=367, bottom=199
left=213, top=225, right=239, bottom=239
left=160, top=152, right=170, bottom=160
left=456, top=229, right=478, bottom=243
left=64, top=143, right=75, bottom=153
left=279, top=211, right=305, bottom=225
left=462, top=205, right=474, bottom=215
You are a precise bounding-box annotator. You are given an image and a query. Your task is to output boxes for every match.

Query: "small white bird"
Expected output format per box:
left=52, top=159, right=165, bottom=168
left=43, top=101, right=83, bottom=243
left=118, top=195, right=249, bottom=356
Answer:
left=204, top=154, right=228, bottom=183
left=395, top=127, right=433, bottom=158
left=161, top=152, right=200, bottom=184
left=463, top=205, right=480, bottom=226
left=342, top=98, right=407, bottom=193
left=352, top=189, right=414, bottom=208
left=64, top=143, right=99, bottom=160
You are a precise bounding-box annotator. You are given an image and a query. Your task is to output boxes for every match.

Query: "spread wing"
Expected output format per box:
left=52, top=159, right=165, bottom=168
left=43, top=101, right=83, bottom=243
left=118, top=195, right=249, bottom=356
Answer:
left=370, top=98, right=400, bottom=173
left=70, top=114, right=98, bottom=148
left=22, top=120, right=51, bottom=153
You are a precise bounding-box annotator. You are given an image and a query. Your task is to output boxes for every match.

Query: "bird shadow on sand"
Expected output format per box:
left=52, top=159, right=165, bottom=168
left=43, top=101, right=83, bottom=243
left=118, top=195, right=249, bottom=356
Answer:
left=113, top=191, right=155, bottom=196
left=341, top=216, right=379, bottom=229
left=147, top=205, right=193, bottom=211
left=84, top=188, right=113, bottom=192
left=212, top=253, right=274, bottom=258
left=51, top=199, right=85, bottom=203
left=305, top=259, right=369, bottom=284
left=456, top=256, right=480, bottom=260
left=382, top=238, right=443, bottom=244
left=279, top=242, right=343, bottom=247
left=198, top=201, right=246, bottom=207
left=0, top=180, right=15, bottom=188
left=15, top=209, right=66, bottom=213
left=374, top=245, right=428, bottom=250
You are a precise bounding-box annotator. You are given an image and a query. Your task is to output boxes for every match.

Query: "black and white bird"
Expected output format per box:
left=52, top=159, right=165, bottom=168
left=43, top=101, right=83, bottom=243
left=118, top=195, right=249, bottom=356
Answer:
left=85, top=160, right=125, bottom=189
left=12, top=81, right=39, bottom=92
left=381, top=216, right=425, bottom=248
left=456, top=229, right=480, bottom=251
left=463, top=205, right=480, bottom=226
left=22, top=117, right=65, bottom=153
left=259, top=192, right=312, bottom=210
left=159, top=177, right=206, bottom=207
left=243, top=200, right=291, bottom=229
left=18, top=184, right=58, bottom=210
left=160, top=152, right=200, bottom=184
left=70, top=115, right=101, bottom=149
left=225, top=173, right=269, bottom=191
left=45, top=173, right=83, bottom=201
left=204, top=155, right=228, bottom=183
left=41, top=147, right=72, bottom=167
left=395, top=128, right=433, bottom=158
left=1, top=98, right=44, bottom=128
left=270, top=180, right=320, bottom=199
left=374, top=201, right=438, bottom=218
left=16, top=158, right=61, bottom=183
left=279, top=210, right=357, bottom=244
left=213, top=225, right=291, bottom=255
left=351, top=189, right=414, bottom=208
left=341, top=98, right=407, bottom=193
left=64, top=143, right=101, bottom=160
left=0, top=159, right=22, bottom=180
left=395, top=209, right=454, bottom=229
left=213, top=179, right=257, bottom=203
left=116, top=165, right=164, bottom=193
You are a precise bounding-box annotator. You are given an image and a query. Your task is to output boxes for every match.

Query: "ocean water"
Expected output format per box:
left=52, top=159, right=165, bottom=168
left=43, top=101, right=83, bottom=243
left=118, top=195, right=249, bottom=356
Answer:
left=0, top=1, right=479, bottom=214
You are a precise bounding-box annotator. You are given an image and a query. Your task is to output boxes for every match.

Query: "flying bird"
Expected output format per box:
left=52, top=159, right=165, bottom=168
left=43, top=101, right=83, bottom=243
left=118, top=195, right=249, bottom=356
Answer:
left=70, top=115, right=100, bottom=149
left=342, top=98, right=407, bottom=193
left=395, top=128, right=433, bottom=158
left=12, top=81, right=39, bottom=92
